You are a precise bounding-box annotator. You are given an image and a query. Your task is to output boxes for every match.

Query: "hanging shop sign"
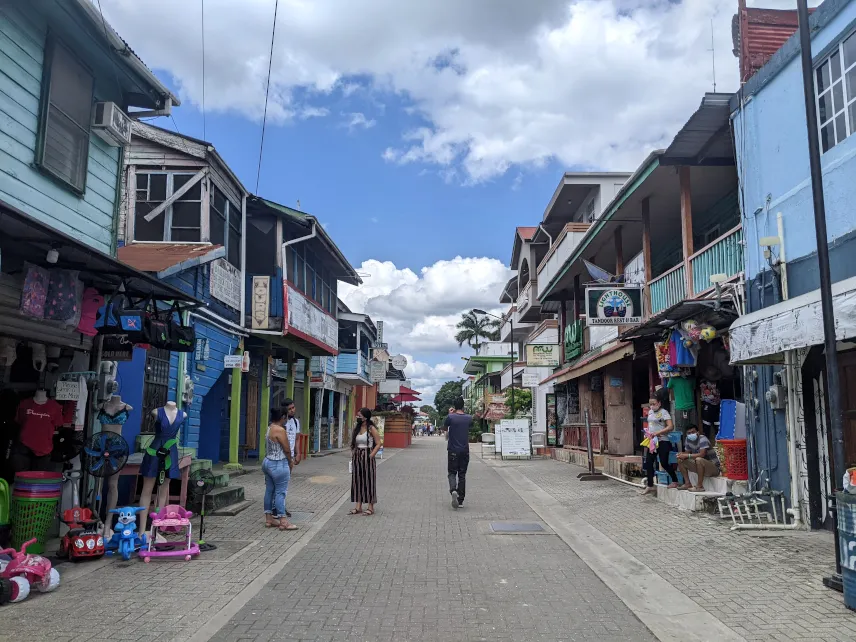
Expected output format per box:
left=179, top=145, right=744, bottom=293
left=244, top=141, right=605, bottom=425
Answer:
left=564, top=319, right=584, bottom=362
left=224, top=354, right=243, bottom=369
left=525, top=344, right=560, bottom=367
left=210, top=259, right=241, bottom=310
left=369, top=359, right=387, bottom=383
left=585, top=286, right=643, bottom=326
left=251, top=276, right=270, bottom=330
left=284, top=284, right=338, bottom=352
left=55, top=380, right=81, bottom=402
left=391, top=354, right=408, bottom=370
left=546, top=393, right=557, bottom=446
left=522, top=373, right=540, bottom=387
left=498, top=419, right=531, bottom=457
left=374, top=320, right=388, bottom=350
left=101, top=334, right=134, bottom=361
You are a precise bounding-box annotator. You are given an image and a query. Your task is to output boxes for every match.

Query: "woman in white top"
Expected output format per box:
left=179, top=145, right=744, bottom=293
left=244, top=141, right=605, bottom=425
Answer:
left=640, top=395, right=679, bottom=495
left=348, top=408, right=381, bottom=516
left=262, top=407, right=297, bottom=530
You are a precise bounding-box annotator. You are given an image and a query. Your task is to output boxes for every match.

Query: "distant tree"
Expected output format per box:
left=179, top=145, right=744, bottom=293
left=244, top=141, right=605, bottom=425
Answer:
left=506, top=388, right=533, bottom=418
left=434, top=379, right=464, bottom=418
left=420, top=405, right=440, bottom=425
left=455, top=310, right=500, bottom=352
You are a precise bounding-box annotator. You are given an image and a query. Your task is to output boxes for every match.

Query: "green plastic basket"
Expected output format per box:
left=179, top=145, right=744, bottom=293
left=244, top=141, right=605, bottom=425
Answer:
left=0, top=478, right=9, bottom=525
left=10, top=495, right=59, bottom=554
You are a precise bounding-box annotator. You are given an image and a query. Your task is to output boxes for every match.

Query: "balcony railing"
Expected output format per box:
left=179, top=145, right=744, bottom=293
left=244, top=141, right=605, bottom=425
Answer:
left=536, top=223, right=591, bottom=294
left=689, top=225, right=743, bottom=297
left=517, top=279, right=538, bottom=318
left=649, top=263, right=686, bottom=315
left=336, top=351, right=369, bottom=380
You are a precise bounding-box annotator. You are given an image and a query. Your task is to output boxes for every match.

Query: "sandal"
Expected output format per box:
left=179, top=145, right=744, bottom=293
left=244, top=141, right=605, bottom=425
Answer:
left=265, top=519, right=280, bottom=528
left=690, top=486, right=706, bottom=493
left=363, top=508, right=374, bottom=516
left=278, top=522, right=298, bottom=531
left=348, top=509, right=362, bottom=515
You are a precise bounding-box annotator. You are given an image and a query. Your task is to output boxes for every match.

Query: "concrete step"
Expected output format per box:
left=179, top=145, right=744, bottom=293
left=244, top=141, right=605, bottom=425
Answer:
left=190, top=458, right=213, bottom=474
left=212, top=472, right=230, bottom=488
left=210, top=499, right=253, bottom=517
left=189, top=484, right=245, bottom=513
left=654, top=474, right=750, bottom=512
left=212, top=463, right=260, bottom=478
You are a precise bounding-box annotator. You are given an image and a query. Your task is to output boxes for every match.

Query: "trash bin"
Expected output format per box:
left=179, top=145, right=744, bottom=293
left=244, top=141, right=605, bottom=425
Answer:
left=838, top=491, right=856, bottom=610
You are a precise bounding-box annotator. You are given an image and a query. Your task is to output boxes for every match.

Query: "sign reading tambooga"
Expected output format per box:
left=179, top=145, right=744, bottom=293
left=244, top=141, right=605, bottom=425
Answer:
left=525, top=344, right=560, bottom=367
left=585, top=286, right=643, bottom=326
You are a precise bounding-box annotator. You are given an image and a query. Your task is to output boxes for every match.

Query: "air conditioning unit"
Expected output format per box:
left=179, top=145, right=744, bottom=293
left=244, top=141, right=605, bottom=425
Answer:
left=92, top=102, right=132, bottom=147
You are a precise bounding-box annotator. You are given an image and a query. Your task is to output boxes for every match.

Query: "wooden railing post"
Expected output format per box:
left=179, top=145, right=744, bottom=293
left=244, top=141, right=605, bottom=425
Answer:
left=679, top=166, right=694, bottom=297
left=641, top=198, right=653, bottom=316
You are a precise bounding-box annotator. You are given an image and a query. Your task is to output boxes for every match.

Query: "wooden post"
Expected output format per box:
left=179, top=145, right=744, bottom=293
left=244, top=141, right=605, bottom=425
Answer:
left=679, top=166, right=694, bottom=296
left=303, top=357, right=312, bottom=460
left=641, top=198, right=653, bottom=316
left=614, top=226, right=624, bottom=277
left=559, top=298, right=568, bottom=365
left=258, top=350, right=271, bottom=460
left=227, top=340, right=244, bottom=469
left=573, top=275, right=582, bottom=321
left=286, top=350, right=295, bottom=400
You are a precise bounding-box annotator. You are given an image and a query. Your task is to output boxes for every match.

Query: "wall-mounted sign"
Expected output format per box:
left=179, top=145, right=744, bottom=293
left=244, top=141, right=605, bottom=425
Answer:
left=224, top=355, right=243, bottom=369
left=210, top=259, right=241, bottom=310
left=378, top=379, right=402, bottom=394
left=590, top=373, right=603, bottom=392
left=546, top=393, right=557, bottom=446
left=55, top=380, right=80, bottom=402
left=251, top=276, right=270, bottom=330
left=525, top=344, right=560, bottom=367
left=585, top=286, right=643, bottom=326
left=374, top=320, right=385, bottom=348
left=242, top=351, right=251, bottom=373
left=284, top=284, right=338, bottom=352
left=369, top=359, right=387, bottom=383
left=522, top=373, right=540, bottom=387
left=391, top=355, right=408, bottom=370
left=564, top=320, right=583, bottom=362
left=102, top=334, right=134, bottom=361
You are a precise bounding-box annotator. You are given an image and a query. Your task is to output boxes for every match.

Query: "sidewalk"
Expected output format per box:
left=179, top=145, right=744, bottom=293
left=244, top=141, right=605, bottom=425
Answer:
left=1, top=449, right=358, bottom=642
left=485, top=451, right=856, bottom=642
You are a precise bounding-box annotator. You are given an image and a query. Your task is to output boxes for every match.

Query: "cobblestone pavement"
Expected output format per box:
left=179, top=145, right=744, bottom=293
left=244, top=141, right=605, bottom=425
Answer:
left=2, top=449, right=358, bottom=642
left=209, top=438, right=655, bottom=642
left=488, top=454, right=856, bottom=642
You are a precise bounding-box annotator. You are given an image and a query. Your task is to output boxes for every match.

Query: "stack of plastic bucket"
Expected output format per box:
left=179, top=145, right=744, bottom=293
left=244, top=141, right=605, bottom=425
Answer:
left=10, top=471, right=62, bottom=554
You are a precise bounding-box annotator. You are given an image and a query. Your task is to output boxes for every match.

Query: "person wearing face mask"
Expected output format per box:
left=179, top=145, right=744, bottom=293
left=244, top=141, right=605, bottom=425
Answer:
left=640, top=395, right=679, bottom=495
left=676, top=424, right=720, bottom=492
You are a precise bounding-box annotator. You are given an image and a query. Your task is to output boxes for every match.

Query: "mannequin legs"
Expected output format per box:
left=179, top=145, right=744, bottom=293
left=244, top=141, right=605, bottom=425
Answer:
left=138, top=476, right=170, bottom=536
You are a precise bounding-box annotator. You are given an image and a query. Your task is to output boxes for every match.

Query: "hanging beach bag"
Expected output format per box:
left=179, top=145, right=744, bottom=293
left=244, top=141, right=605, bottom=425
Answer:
left=167, top=302, right=195, bottom=352
left=145, top=300, right=171, bottom=350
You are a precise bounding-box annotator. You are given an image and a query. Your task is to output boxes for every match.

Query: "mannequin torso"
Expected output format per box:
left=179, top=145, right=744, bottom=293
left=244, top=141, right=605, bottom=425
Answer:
left=33, top=389, right=47, bottom=404
left=99, top=395, right=132, bottom=435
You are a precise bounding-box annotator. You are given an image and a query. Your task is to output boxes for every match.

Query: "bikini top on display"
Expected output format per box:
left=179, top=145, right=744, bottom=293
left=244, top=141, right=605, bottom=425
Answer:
left=98, top=406, right=130, bottom=425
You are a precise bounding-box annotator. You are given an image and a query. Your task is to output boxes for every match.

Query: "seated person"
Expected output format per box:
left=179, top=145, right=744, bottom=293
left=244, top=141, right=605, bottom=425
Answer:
left=676, top=424, right=720, bottom=492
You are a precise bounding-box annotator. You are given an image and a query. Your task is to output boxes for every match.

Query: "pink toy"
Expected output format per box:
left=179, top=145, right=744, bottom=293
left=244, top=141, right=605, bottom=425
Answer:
left=138, top=505, right=200, bottom=563
left=0, top=538, right=60, bottom=603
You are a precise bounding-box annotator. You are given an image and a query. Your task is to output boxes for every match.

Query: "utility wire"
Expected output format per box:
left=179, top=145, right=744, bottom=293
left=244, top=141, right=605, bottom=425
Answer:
left=256, top=0, right=280, bottom=194
left=201, top=0, right=207, bottom=140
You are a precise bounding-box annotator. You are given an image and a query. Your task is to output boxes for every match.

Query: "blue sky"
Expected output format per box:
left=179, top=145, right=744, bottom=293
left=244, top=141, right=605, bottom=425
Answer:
left=103, top=0, right=808, bottom=402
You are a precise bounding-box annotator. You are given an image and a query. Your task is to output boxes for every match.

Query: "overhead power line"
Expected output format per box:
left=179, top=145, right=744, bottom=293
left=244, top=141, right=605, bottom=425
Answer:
left=256, top=0, right=280, bottom=194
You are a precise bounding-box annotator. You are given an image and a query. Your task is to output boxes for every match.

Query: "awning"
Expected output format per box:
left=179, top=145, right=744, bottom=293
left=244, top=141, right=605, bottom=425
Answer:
left=619, top=300, right=737, bottom=342
left=729, top=276, right=856, bottom=365
left=546, top=341, right=635, bottom=385
left=393, top=394, right=421, bottom=403
left=0, top=200, right=202, bottom=304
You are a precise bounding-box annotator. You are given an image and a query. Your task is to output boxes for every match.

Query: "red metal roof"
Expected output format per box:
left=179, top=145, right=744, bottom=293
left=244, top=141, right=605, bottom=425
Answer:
left=517, top=226, right=537, bottom=241
left=734, top=2, right=812, bottom=83
left=118, top=243, right=223, bottom=273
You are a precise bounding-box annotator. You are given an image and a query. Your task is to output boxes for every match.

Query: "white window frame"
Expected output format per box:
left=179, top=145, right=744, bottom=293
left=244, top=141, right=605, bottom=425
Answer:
left=814, top=30, right=856, bottom=153
left=210, top=183, right=242, bottom=269
left=134, top=171, right=203, bottom=242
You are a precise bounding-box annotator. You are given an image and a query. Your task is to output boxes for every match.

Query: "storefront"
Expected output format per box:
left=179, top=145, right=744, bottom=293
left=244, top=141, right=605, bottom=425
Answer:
left=0, top=201, right=200, bottom=553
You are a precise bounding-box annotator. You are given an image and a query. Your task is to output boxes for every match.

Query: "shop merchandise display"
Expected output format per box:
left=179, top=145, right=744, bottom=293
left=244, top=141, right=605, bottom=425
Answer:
left=138, top=402, right=186, bottom=535
left=104, top=506, right=147, bottom=561
left=0, top=537, right=60, bottom=604
left=12, top=392, right=63, bottom=473
left=97, top=395, right=133, bottom=525
left=138, top=504, right=200, bottom=563
left=58, top=508, right=104, bottom=561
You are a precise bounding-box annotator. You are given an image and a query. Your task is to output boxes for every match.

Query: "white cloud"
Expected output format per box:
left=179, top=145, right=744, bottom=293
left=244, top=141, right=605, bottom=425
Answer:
left=299, top=106, right=330, bottom=119
left=369, top=216, right=379, bottom=224
left=343, top=112, right=376, bottom=130
left=400, top=356, right=460, bottom=406
left=99, top=0, right=821, bottom=182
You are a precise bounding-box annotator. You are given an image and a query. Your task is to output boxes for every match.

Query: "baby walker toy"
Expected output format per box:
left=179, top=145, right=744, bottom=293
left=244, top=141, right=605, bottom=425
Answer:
left=0, top=538, right=60, bottom=604
left=59, top=507, right=105, bottom=561
left=138, top=504, right=200, bottom=563
left=105, top=506, right=148, bottom=561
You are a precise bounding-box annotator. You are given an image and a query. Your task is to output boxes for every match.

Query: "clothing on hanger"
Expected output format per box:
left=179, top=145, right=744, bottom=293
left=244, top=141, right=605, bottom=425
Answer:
left=16, top=397, right=63, bottom=457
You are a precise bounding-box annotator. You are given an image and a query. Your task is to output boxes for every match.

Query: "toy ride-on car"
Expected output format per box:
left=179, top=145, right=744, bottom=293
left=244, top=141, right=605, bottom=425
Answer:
left=59, top=508, right=105, bottom=561
left=0, top=538, right=60, bottom=604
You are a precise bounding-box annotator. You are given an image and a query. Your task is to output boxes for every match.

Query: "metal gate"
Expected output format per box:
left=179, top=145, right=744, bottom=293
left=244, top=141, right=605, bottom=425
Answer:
left=141, top=347, right=171, bottom=434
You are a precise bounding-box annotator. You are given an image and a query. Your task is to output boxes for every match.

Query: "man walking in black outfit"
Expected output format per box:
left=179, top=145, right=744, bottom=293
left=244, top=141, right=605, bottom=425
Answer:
left=443, top=396, right=472, bottom=509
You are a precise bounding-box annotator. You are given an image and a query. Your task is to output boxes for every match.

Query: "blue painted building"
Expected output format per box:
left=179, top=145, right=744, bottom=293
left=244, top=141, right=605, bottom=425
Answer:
left=728, top=0, right=856, bottom=529
left=116, top=122, right=248, bottom=465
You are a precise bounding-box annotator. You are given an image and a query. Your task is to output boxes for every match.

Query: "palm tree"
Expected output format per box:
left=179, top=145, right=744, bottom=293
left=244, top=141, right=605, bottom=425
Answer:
left=455, top=310, right=500, bottom=352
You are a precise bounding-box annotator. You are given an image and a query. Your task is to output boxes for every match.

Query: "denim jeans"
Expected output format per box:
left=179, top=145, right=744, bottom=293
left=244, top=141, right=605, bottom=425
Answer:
left=448, top=451, right=470, bottom=500
left=262, top=457, right=291, bottom=516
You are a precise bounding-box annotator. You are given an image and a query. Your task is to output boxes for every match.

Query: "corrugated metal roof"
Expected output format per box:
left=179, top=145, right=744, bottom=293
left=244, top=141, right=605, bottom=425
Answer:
left=662, top=93, right=735, bottom=165
left=733, top=3, right=810, bottom=83
left=118, top=243, right=223, bottom=273
left=517, top=226, right=537, bottom=240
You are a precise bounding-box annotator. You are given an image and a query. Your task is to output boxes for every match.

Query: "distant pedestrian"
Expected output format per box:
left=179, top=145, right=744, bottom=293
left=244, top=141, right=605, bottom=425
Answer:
left=640, top=396, right=679, bottom=496
left=262, top=407, right=297, bottom=530
left=282, top=399, right=300, bottom=518
left=349, top=408, right=381, bottom=516
left=444, top=396, right=472, bottom=509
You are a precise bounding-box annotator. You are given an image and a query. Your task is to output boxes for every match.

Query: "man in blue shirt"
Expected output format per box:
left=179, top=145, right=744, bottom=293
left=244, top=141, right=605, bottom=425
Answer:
left=443, top=396, right=472, bottom=509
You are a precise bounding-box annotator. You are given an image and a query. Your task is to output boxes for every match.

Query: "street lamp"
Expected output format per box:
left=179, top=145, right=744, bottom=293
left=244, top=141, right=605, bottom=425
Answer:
left=472, top=308, right=516, bottom=416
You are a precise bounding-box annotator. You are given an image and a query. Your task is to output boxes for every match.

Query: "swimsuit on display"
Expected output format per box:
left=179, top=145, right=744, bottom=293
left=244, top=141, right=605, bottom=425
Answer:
left=97, top=407, right=130, bottom=425
left=139, top=407, right=185, bottom=480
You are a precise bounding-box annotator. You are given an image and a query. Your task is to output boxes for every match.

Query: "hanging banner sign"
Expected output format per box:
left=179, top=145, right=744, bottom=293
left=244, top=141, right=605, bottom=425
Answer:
left=55, top=380, right=81, bottom=402
left=585, top=286, right=643, bottom=326
left=525, top=344, right=560, bottom=367
left=102, top=334, right=134, bottom=361
left=369, top=359, right=387, bottom=383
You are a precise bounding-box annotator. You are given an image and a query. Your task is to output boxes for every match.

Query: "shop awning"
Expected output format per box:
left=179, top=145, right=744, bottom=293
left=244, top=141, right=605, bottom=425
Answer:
left=0, top=201, right=202, bottom=304
left=546, top=341, right=634, bottom=385
left=619, top=300, right=737, bottom=342
left=393, top=394, right=421, bottom=403
left=729, top=276, right=856, bottom=365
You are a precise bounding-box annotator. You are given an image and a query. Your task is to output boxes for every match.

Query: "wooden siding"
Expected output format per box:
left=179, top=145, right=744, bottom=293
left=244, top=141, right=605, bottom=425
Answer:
left=0, top=4, right=120, bottom=254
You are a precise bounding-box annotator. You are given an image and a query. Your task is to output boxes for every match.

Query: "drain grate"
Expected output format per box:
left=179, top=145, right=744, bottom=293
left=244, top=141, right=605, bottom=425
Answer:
left=287, top=511, right=314, bottom=523
left=490, top=522, right=545, bottom=533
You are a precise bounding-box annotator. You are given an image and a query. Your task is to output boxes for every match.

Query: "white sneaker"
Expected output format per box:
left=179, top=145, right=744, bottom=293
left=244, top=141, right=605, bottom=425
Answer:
left=451, top=490, right=459, bottom=509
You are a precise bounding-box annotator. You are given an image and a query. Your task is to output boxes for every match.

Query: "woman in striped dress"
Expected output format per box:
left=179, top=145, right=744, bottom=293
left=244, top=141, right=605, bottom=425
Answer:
left=348, top=408, right=381, bottom=516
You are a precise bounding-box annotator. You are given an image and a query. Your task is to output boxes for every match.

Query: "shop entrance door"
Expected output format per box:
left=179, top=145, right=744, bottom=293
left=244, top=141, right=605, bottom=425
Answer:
left=838, top=350, right=856, bottom=470
left=141, top=347, right=171, bottom=434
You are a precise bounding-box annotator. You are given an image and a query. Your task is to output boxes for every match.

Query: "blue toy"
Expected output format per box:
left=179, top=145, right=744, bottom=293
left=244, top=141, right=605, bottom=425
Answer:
left=105, top=507, right=148, bottom=561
